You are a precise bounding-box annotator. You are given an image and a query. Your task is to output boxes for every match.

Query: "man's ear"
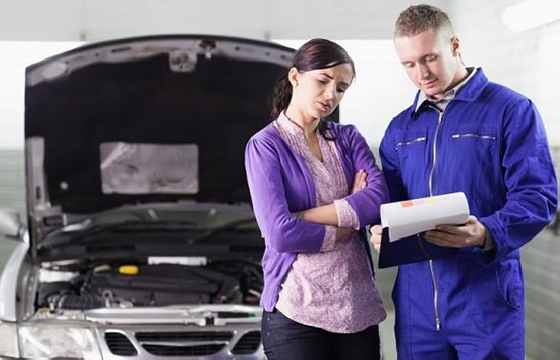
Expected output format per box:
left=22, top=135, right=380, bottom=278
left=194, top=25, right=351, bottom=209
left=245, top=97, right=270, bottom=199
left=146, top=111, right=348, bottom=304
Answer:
left=451, top=36, right=460, bottom=56
left=288, top=67, right=300, bottom=87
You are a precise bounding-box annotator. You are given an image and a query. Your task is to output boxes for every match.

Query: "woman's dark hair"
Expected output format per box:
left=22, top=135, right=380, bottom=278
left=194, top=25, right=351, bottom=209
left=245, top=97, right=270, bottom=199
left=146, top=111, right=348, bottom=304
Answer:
left=270, top=38, right=355, bottom=140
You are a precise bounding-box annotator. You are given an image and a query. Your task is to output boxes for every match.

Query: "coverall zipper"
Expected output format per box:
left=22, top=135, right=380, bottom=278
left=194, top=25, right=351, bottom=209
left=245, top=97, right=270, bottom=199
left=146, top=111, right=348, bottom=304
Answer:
left=395, top=136, right=427, bottom=150
left=427, top=105, right=445, bottom=331
left=451, top=133, right=496, bottom=140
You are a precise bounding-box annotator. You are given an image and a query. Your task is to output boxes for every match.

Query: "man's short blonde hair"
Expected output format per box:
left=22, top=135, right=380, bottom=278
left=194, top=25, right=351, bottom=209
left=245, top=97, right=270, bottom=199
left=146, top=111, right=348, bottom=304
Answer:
left=394, top=4, right=454, bottom=38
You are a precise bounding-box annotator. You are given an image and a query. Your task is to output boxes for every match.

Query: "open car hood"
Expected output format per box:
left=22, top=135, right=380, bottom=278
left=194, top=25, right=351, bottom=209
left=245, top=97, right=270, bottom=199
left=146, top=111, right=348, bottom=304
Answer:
left=24, top=35, right=339, bottom=249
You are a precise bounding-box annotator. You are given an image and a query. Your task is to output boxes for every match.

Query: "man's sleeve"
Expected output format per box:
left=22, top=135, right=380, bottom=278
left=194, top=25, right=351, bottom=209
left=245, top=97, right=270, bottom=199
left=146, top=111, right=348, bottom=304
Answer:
left=477, top=99, right=558, bottom=264
left=379, top=124, right=408, bottom=203
left=245, top=137, right=334, bottom=253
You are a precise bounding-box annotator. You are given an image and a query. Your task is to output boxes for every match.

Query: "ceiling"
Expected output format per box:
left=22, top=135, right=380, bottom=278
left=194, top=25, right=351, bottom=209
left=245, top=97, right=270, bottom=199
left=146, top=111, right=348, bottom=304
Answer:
left=0, top=0, right=448, bottom=41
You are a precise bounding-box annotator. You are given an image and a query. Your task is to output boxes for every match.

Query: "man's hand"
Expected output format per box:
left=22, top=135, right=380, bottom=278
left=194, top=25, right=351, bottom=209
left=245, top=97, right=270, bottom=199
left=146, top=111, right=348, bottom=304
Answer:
left=424, top=215, right=486, bottom=248
left=351, top=170, right=367, bottom=194
left=369, top=224, right=382, bottom=253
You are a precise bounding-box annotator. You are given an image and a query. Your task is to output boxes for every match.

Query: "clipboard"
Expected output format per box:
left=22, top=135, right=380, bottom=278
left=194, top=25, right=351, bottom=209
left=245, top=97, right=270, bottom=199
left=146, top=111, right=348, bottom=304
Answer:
left=377, top=192, right=468, bottom=268
left=378, top=227, right=459, bottom=268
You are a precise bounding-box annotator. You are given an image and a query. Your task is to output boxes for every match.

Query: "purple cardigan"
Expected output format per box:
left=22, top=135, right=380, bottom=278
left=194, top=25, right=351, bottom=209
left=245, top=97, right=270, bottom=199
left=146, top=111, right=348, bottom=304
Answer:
left=245, top=121, right=389, bottom=311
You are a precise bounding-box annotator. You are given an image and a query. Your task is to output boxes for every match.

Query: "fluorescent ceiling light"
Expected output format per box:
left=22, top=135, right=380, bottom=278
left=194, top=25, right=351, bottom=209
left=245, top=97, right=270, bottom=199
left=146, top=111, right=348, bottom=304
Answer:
left=503, top=0, right=560, bottom=32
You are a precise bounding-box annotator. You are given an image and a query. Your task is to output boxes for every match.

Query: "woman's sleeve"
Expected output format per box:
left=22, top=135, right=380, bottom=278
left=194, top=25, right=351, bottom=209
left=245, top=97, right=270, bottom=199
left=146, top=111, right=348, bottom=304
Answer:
left=333, top=199, right=361, bottom=230
left=339, top=125, right=389, bottom=227
left=245, top=136, right=336, bottom=253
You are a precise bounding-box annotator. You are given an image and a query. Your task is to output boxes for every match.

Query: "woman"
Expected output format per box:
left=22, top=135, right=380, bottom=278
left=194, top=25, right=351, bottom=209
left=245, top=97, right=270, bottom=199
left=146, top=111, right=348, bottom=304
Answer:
left=245, top=38, right=388, bottom=360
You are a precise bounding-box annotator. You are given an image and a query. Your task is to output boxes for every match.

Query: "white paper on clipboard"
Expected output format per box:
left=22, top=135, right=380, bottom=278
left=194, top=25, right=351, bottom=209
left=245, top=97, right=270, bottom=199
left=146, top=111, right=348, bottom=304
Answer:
left=380, top=192, right=470, bottom=242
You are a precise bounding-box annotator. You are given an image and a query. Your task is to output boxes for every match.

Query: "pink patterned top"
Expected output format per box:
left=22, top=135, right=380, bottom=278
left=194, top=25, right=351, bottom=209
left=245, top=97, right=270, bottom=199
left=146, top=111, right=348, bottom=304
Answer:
left=273, top=113, right=386, bottom=333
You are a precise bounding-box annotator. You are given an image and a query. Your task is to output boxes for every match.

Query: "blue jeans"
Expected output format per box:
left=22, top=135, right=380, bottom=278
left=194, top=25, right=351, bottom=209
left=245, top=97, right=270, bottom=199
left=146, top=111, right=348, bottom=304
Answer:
left=262, top=309, right=380, bottom=360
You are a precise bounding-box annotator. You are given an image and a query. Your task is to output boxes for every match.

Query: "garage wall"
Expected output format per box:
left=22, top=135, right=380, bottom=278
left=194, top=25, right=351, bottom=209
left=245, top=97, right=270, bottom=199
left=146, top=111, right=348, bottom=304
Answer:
left=522, top=148, right=560, bottom=360
left=450, top=0, right=560, bottom=146
left=0, top=151, right=25, bottom=219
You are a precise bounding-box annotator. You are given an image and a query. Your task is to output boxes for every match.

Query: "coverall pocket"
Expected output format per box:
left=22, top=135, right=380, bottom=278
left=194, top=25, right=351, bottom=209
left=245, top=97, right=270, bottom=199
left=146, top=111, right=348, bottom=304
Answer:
left=495, top=260, right=523, bottom=310
left=395, top=130, right=428, bottom=170
left=449, top=127, right=498, bottom=159
left=448, top=126, right=501, bottom=199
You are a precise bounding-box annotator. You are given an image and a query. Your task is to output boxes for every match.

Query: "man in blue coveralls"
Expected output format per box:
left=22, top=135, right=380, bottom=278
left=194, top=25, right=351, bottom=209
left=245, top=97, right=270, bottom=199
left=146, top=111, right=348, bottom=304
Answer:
left=370, top=4, right=558, bottom=359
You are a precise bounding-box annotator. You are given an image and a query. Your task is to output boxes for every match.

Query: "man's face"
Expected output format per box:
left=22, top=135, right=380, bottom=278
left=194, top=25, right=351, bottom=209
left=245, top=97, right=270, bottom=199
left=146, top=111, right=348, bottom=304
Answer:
left=394, top=29, right=461, bottom=100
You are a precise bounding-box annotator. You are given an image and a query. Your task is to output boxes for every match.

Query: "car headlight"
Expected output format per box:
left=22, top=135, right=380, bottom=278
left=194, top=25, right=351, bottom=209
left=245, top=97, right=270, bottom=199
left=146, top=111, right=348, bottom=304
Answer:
left=19, top=323, right=102, bottom=360
left=0, top=322, right=19, bottom=358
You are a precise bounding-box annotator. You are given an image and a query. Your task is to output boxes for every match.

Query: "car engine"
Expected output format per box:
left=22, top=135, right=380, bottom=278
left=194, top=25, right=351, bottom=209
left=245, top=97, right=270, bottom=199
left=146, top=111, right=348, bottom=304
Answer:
left=37, top=260, right=263, bottom=311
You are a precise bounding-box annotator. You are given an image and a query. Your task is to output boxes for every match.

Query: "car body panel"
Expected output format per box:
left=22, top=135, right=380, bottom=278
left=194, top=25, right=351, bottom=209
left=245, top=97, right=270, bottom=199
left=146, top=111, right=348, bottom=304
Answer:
left=0, top=240, right=28, bottom=321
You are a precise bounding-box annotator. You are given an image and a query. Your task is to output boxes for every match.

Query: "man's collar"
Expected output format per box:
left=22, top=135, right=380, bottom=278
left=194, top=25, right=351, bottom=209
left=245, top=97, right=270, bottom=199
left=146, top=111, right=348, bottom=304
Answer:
left=415, top=67, right=477, bottom=112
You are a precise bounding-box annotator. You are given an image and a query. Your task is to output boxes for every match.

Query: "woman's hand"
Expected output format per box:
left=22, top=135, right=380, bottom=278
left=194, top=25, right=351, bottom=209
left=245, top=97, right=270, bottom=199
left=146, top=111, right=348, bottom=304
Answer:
left=351, top=170, right=367, bottom=194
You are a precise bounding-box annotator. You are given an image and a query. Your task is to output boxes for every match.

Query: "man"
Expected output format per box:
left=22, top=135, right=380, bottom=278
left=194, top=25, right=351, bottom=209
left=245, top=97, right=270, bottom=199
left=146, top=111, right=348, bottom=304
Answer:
left=370, top=4, right=558, bottom=359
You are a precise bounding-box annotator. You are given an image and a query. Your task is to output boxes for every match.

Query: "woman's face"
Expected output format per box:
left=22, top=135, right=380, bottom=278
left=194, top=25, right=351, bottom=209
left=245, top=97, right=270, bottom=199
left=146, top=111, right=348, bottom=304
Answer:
left=289, top=63, right=354, bottom=121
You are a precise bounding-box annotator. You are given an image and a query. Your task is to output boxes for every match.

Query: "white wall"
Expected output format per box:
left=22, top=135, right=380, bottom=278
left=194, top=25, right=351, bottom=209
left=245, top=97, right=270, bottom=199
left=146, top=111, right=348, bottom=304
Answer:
left=449, top=0, right=560, bottom=146
left=342, top=40, right=416, bottom=147
left=0, top=41, right=85, bottom=149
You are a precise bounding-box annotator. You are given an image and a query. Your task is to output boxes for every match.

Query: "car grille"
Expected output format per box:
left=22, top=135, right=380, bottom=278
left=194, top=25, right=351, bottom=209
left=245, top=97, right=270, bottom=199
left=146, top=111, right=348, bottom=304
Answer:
left=105, top=332, right=138, bottom=356
left=135, top=331, right=234, bottom=342
left=136, top=331, right=233, bottom=356
left=101, top=325, right=263, bottom=359
left=142, top=343, right=226, bottom=356
left=231, top=330, right=261, bottom=355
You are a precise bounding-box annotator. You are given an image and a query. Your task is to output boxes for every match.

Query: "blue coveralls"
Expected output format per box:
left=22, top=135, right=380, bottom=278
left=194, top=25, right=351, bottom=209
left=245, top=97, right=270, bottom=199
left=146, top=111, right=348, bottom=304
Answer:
left=380, top=68, right=558, bottom=359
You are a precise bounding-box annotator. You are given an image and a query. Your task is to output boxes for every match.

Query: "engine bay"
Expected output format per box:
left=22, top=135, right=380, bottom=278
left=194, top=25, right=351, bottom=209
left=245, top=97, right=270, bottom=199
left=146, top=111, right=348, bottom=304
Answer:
left=36, top=259, right=263, bottom=312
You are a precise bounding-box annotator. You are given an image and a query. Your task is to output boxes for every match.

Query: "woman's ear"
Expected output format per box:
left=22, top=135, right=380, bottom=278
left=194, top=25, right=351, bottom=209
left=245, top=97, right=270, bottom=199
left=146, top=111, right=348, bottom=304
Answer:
left=288, top=67, right=300, bottom=87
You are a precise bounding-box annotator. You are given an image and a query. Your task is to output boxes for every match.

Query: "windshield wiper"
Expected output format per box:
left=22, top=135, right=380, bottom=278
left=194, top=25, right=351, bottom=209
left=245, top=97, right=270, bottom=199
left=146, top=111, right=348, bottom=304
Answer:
left=188, top=218, right=259, bottom=243
left=41, top=220, right=199, bottom=248
left=41, top=218, right=258, bottom=248
left=100, top=220, right=199, bottom=232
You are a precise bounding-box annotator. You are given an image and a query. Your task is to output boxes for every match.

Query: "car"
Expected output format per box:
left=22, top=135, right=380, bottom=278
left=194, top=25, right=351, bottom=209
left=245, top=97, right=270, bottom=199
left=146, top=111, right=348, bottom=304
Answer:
left=0, top=34, right=336, bottom=360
